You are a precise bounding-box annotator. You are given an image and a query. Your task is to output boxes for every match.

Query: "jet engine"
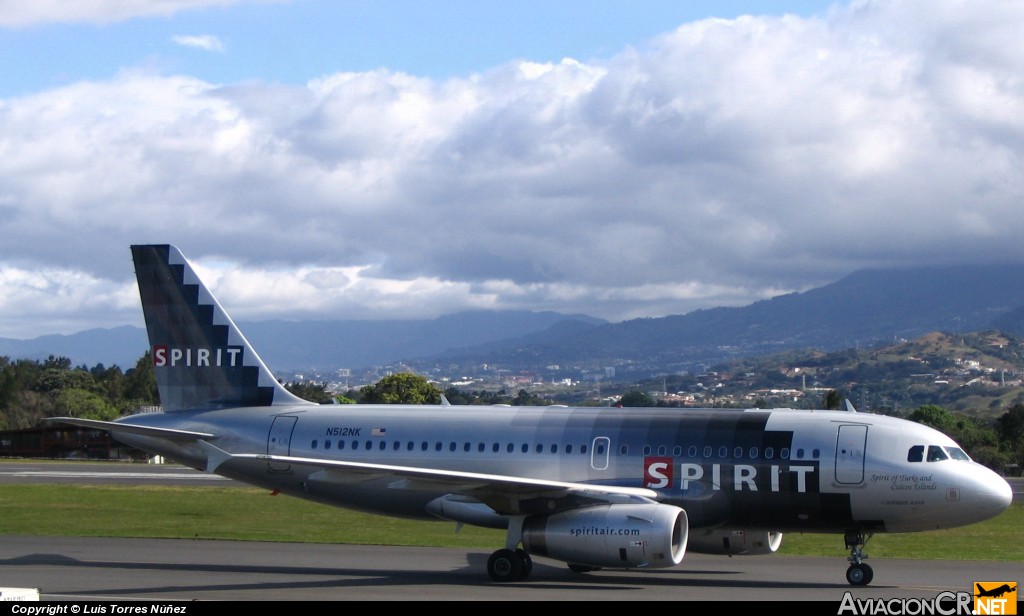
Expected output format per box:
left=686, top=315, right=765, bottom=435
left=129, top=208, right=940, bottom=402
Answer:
left=686, top=529, right=783, bottom=555
left=521, top=503, right=687, bottom=569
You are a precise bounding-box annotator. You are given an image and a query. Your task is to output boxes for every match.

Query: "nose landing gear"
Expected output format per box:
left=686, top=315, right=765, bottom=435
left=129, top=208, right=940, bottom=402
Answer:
left=844, top=530, right=874, bottom=586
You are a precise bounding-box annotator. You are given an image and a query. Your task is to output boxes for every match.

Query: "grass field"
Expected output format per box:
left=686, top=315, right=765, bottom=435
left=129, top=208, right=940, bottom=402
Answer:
left=0, top=483, right=1020, bottom=561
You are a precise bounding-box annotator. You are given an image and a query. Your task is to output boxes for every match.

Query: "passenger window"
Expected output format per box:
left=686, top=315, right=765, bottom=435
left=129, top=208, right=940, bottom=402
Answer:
left=435, top=442, right=442, bottom=452
left=673, top=446, right=682, bottom=456
left=550, top=444, right=558, bottom=454
left=521, top=443, right=529, bottom=453
left=780, top=448, right=790, bottom=460
left=507, top=443, right=514, bottom=453
left=718, top=446, right=727, bottom=458
left=643, top=445, right=651, bottom=455
left=749, top=447, right=758, bottom=459
left=364, top=440, right=371, bottom=450
left=581, top=444, right=588, bottom=454
left=658, top=446, right=667, bottom=456
left=407, top=441, right=414, bottom=451
left=393, top=441, right=401, bottom=451
left=734, top=447, right=743, bottom=459
left=421, top=441, right=428, bottom=452
left=325, top=440, right=332, bottom=450
left=765, top=447, right=774, bottom=459
left=478, top=443, right=485, bottom=452
left=311, top=440, right=318, bottom=450
left=566, top=444, right=573, bottom=454
left=492, top=443, right=499, bottom=453
left=812, top=448, right=820, bottom=459
left=796, top=448, right=804, bottom=459
left=464, top=442, right=471, bottom=452
left=703, top=446, right=712, bottom=457
left=379, top=441, right=386, bottom=451
left=449, top=442, right=457, bottom=452
left=688, top=446, right=697, bottom=458
left=621, top=445, right=629, bottom=455
left=352, top=440, right=359, bottom=450
left=907, top=445, right=924, bottom=463
left=927, top=445, right=948, bottom=462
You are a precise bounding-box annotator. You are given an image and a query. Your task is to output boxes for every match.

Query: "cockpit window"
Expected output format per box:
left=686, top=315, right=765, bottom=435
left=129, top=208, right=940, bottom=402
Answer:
left=907, top=445, right=924, bottom=463
left=927, top=445, right=948, bottom=462
left=945, top=447, right=971, bottom=461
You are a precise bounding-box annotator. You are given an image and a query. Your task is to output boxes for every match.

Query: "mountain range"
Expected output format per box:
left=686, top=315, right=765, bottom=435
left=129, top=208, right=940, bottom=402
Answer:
left=4, top=263, right=1024, bottom=378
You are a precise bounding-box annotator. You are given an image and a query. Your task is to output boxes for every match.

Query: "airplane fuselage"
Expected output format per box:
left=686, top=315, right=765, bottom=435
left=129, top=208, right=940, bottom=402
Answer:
left=113, top=404, right=1008, bottom=537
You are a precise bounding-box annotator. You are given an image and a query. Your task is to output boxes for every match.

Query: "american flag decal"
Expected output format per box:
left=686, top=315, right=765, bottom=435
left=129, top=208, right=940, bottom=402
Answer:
left=371, top=428, right=386, bottom=437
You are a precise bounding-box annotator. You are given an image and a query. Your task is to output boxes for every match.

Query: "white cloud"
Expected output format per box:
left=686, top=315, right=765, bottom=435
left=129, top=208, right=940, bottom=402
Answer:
left=1, top=0, right=1024, bottom=337
left=172, top=35, right=226, bottom=53
left=0, top=266, right=140, bottom=336
left=0, top=0, right=259, bottom=27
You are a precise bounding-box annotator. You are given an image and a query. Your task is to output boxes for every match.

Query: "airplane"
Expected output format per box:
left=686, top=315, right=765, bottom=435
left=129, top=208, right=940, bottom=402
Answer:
left=52, top=244, right=1013, bottom=586
left=976, top=583, right=1017, bottom=598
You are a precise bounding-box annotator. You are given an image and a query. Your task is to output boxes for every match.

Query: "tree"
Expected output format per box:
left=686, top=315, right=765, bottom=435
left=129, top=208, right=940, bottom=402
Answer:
left=359, top=373, right=441, bottom=404
left=996, top=404, right=1024, bottom=470
left=619, top=390, right=656, bottom=407
left=512, top=389, right=548, bottom=406
left=908, top=404, right=1002, bottom=470
left=996, top=404, right=1024, bottom=445
left=1, top=390, right=54, bottom=430
left=122, top=352, right=158, bottom=406
left=53, top=388, right=119, bottom=421
left=284, top=381, right=335, bottom=404
left=821, top=389, right=844, bottom=410
left=908, top=404, right=955, bottom=432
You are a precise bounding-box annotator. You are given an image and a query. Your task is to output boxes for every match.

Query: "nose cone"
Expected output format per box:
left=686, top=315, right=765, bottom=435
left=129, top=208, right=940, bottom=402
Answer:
left=969, top=465, right=1013, bottom=522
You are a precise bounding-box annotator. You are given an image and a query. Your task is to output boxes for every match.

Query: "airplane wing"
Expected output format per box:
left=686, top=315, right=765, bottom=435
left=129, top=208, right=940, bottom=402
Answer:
left=234, top=452, right=660, bottom=514
left=48, top=417, right=218, bottom=442
left=48, top=417, right=658, bottom=514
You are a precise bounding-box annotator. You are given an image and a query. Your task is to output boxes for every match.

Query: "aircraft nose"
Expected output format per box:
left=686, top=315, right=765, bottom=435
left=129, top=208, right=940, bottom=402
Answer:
left=971, top=467, right=1013, bottom=518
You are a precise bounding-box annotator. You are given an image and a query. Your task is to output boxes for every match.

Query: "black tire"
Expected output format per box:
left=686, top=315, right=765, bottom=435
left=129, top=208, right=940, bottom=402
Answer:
left=488, top=549, right=524, bottom=582
left=846, top=563, right=873, bottom=586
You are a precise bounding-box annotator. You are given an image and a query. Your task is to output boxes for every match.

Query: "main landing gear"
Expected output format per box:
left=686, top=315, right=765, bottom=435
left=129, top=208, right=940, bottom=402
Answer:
left=487, top=548, right=533, bottom=582
left=487, top=516, right=533, bottom=582
left=844, top=530, right=874, bottom=586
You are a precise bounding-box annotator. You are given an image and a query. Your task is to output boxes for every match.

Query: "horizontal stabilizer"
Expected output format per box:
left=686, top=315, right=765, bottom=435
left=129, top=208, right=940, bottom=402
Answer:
left=48, top=417, right=217, bottom=442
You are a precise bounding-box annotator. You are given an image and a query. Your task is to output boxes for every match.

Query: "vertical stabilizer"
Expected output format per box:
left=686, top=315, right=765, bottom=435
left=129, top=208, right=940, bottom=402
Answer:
left=132, top=244, right=314, bottom=411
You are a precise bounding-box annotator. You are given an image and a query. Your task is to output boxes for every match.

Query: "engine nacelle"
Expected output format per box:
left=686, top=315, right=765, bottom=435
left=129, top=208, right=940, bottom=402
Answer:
left=521, top=503, right=687, bottom=569
left=686, top=529, right=783, bottom=555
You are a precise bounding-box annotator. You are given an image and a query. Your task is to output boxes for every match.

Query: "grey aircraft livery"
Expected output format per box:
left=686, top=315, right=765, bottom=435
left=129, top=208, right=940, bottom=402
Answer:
left=54, top=245, right=1013, bottom=586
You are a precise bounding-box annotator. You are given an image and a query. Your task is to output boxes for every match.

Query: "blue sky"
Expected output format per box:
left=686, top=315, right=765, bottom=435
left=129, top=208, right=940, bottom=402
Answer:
left=1, top=0, right=1023, bottom=343
left=2, top=1, right=838, bottom=95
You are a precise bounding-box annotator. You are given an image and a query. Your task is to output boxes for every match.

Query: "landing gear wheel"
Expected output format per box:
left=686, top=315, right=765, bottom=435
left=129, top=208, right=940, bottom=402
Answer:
left=568, top=563, right=602, bottom=573
left=846, top=563, right=873, bottom=586
left=516, top=549, right=533, bottom=580
left=488, top=549, right=524, bottom=582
